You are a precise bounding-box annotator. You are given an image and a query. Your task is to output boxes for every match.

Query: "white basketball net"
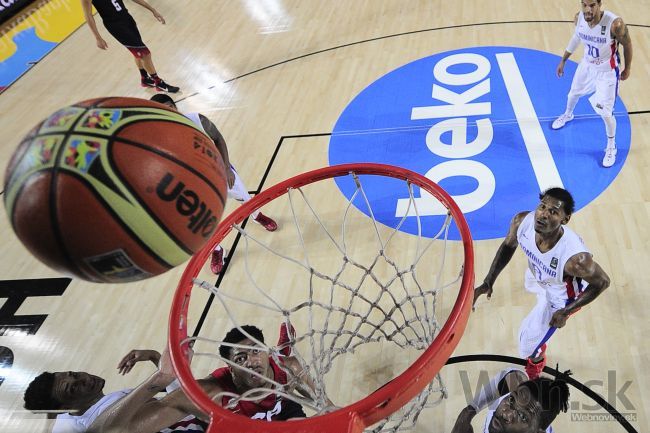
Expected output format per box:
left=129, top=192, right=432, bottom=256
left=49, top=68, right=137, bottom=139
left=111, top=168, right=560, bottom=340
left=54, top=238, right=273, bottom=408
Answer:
left=184, top=170, right=466, bottom=432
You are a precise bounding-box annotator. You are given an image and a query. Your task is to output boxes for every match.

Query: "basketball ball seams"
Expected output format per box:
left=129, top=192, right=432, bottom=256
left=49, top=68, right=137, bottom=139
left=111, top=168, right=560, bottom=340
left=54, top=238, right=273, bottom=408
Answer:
left=108, top=133, right=227, bottom=207
left=53, top=115, right=227, bottom=206
left=105, top=149, right=201, bottom=257
left=49, top=105, right=92, bottom=279
left=59, top=170, right=179, bottom=272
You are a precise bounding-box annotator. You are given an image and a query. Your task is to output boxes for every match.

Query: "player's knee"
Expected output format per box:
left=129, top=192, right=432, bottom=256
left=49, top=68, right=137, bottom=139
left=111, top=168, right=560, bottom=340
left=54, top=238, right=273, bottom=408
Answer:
left=128, top=46, right=151, bottom=59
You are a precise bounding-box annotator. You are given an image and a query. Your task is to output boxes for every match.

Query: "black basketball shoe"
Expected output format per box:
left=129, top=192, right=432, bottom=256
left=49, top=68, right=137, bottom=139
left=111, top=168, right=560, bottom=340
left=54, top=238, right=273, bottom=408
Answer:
left=141, top=76, right=156, bottom=88
left=154, top=79, right=180, bottom=93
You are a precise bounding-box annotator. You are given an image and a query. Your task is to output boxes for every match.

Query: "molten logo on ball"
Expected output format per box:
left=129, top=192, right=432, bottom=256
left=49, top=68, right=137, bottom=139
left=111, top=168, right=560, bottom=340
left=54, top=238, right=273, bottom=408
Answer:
left=156, top=173, right=219, bottom=238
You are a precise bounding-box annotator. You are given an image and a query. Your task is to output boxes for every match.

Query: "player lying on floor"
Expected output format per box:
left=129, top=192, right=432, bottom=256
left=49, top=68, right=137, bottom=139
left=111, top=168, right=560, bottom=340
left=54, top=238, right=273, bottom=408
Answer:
left=451, top=367, right=570, bottom=433
left=24, top=325, right=330, bottom=433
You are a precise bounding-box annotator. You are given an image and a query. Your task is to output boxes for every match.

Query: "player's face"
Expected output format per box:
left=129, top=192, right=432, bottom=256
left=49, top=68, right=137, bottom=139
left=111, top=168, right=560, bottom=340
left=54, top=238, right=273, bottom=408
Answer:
left=581, top=0, right=601, bottom=23
left=51, top=371, right=105, bottom=408
left=534, top=196, right=569, bottom=235
left=490, top=387, right=542, bottom=433
left=229, top=338, right=272, bottom=390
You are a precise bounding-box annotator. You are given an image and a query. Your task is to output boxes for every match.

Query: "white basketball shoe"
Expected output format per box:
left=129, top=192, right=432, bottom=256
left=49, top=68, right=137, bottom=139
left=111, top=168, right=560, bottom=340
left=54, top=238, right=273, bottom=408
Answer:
left=603, top=147, right=617, bottom=168
left=551, top=113, right=574, bottom=130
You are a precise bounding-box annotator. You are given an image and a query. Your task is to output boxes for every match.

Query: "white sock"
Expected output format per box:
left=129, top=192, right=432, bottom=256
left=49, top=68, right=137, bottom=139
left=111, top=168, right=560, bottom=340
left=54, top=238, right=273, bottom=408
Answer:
left=565, top=94, right=579, bottom=116
left=607, top=136, right=616, bottom=150
left=603, top=115, right=616, bottom=149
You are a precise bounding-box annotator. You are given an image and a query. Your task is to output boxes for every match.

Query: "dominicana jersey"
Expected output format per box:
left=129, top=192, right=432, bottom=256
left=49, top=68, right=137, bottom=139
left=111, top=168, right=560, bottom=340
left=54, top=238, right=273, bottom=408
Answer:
left=575, top=10, right=620, bottom=71
left=516, top=212, right=589, bottom=308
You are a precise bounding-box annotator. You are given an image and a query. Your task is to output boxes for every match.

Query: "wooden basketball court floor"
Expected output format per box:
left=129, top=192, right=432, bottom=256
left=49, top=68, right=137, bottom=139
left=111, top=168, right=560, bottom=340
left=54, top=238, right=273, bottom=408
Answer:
left=0, top=1, right=648, bottom=431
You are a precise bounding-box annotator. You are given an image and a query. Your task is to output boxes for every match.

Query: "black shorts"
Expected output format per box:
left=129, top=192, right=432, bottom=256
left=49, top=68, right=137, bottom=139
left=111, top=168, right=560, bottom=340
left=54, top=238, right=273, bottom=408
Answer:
left=103, top=15, right=146, bottom=48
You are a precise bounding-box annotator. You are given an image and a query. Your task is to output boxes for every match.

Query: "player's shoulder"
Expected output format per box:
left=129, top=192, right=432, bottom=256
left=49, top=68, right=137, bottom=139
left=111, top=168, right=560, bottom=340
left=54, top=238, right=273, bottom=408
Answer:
left=512, top=211, right=532, bottom=227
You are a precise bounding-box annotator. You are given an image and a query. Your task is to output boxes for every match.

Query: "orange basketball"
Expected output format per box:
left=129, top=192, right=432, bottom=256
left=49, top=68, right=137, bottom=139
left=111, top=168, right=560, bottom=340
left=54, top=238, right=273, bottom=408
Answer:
left=3, top=97, right=227, bottom=283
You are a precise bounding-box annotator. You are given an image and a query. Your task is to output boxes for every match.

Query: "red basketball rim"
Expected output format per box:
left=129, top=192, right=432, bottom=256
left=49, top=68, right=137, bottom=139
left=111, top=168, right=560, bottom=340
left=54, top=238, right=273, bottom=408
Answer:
left=169, top=163, right=474, bottom=433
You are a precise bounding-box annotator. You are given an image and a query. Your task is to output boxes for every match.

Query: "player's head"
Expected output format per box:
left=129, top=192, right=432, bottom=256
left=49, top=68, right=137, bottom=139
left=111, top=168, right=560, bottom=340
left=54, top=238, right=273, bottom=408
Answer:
left=534, top=188, right=575, bottom=233
left=581, top=0, right=602, bottom=22
left=150, top=94, right=177, bottom=110
left=220, top=325, right=271, bottom=390
left=24, top=371, right=105, bottom=411
left=490, top=374, right=570, bottom=433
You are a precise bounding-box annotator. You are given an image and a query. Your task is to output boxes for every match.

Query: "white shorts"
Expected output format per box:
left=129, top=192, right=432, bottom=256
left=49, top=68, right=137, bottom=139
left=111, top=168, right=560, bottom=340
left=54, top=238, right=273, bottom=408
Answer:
left=569, top=61, right=619, bottom=116
left=226, top=165, right=259, bottom=219
left=518, top=272, right=563, bottom=359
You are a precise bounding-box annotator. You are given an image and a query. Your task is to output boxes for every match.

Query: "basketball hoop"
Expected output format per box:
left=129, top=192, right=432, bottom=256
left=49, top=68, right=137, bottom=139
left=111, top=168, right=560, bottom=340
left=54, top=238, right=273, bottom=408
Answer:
left=169, top=163, right=474, bottom=433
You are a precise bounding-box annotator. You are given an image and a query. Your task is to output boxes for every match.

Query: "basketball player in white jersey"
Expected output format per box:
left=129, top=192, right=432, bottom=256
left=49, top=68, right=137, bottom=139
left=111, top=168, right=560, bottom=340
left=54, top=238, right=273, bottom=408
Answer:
left=451, top=368, right=570, bottom=433
left=473, top=188, right=610, bottom=379
left=551, top=0, right=633, bottom=168
left=150, top=94, right=278, bottom=275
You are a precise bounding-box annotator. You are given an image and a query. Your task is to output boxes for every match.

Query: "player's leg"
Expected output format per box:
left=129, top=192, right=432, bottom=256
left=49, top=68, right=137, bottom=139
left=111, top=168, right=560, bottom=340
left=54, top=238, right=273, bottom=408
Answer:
left=134, top=56, right=155, bottom=88
left=518, top=278, right=558, bottom=379
left=552, top=61, right=594, bottom=129
left=210, top=165, right=278, bottom=275
left=141, top=52, right=179, bottom=93
left=227, top=166, right=278, bottom=231
left=104, top=16, right=179, bottom=92
left=589, top=69, right=619, bottom=167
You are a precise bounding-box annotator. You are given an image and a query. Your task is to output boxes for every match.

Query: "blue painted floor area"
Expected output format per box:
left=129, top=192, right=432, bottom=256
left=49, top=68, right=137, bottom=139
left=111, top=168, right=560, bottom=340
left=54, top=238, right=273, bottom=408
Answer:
left=329, top=47, right=630, bottom=240
left=0, top=26, right=57, bottom=88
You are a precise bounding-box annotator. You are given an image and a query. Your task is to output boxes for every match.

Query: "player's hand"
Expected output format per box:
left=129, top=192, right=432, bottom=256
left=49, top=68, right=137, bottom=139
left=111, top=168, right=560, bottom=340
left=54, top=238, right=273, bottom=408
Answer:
left=549, top=308, right=570, bottom=328
left=556, top=60, right=565, bottom=78
left=117, top=349, right=161, bottom=375
left=620, top=68, right=630, bottom=81
left=153, top=11, right=165, bottom=24
left=472, top=282, right=493, bottom=311
left=226, top=167, right=236, bottom=189
left=451, top=405, right=476, bottom=433
left=96, top=37, right=108, bottom=50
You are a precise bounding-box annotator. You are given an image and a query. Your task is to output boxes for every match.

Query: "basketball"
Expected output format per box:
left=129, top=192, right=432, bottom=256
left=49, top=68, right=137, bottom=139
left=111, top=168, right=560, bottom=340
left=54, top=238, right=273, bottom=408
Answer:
left=3, top=97, right=228, bottom=283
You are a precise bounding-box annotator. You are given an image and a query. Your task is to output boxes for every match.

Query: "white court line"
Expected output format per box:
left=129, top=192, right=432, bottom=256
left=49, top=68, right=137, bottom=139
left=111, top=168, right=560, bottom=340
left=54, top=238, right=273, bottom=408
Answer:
left=495, top=52, right=564, bottom=190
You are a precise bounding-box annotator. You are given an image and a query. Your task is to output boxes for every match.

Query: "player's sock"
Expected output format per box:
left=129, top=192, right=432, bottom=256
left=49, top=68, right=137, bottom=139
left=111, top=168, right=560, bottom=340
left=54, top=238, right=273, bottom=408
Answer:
left=607, top=135, right=616, bottom=149
left=139, top=68, right=148, bottom=78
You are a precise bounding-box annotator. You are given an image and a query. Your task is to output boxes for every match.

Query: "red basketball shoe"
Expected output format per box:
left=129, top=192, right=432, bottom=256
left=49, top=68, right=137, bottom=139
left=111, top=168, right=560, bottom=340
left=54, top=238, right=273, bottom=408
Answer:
left=253, top=212, right=278, bottom=232
left=210, top=246, right=225, bottom=275
left=525, top=356, right=546, bottom=380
